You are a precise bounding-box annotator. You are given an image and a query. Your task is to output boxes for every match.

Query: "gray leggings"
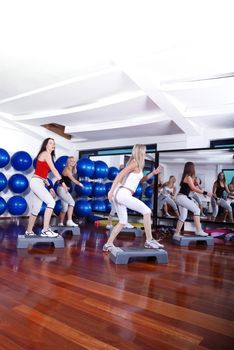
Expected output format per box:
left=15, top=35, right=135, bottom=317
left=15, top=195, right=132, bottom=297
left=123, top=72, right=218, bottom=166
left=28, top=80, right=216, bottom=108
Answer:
left=158, top=193, right=178, bottom=212
left=176, top=194, right=200, bottom=222
left=56, top=185, right=75, bottom=212
left=30, top=177, right=55, bottom=216
left=211, top=197, right=232, bottom=217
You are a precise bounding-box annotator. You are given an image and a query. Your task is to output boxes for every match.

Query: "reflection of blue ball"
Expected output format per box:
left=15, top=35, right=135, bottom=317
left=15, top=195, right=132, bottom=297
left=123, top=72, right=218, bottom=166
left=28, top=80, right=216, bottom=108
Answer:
left=134, top=183, right=143, bottom=197
left=108, top=167, right=119, bottom=180
left=77, top=158, right=95, bottom=178
left=92, top=200, right=106, bottom=212
left=0, top=172, right=8, bottom=191
left=94, top=161, right=108, bottom=179
left=75, top=181, right=92, bottom=196
left=55, top=156, right=68, bottom=174
left=53, top=200, right=62, bottom=216
left=8, top=174, right=29, bottom=193
left=143, top=199, right=152, bottom=209
left=74, top=200, right=92, bottom=217
left=0, top=148, right=10, bottom=168
left=92, top=183, right=106, bottom=197
left=104, top=199, right=112, bottom=212
left=0, top=197, right=7, bottom=215
left=145, top=186, right=153, bottom=198
left=7, top=196, right=27, bottom=215
left=11, top=151, right=32, bottom=171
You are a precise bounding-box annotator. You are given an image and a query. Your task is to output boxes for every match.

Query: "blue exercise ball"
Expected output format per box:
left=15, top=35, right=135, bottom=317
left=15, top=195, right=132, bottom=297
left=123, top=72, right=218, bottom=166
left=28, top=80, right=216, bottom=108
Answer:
left=74, top=200, right=92, bottom=217
left=104, top=199, right=112, bottom=212
left=93, top=161, right=108, bottom=179
left=91, top=200, right=106, bottom=212
left=108, top=166, right=119, bottom=180
left=0, top=172, right=8, bottom=191
left=38, top=202, right=47, bottom=216
left=134, top=183, right=143, bottom=197
left=143, top=199, right=152, bottom=209
left=105, top=182, right=113, bottom=193
left=76, top=158, right=95, bottom=178
left=8, top=174, right=29, bottom=193
left=55, top=156, right=68, bottom=174
left=0, top=197, right=7, bottom=215
left=92, top=183, right=106, bottom=197
left=145, top=186, right=153, bottom=198
left=7, top=196, right=27, bottom=215
left=11, top=151, right=32, bottom=171
left=75, top=181, right=92, bottom=197
left=53, top=199, right=62, bottom=216
left=0, top=148, right=10, bottom=168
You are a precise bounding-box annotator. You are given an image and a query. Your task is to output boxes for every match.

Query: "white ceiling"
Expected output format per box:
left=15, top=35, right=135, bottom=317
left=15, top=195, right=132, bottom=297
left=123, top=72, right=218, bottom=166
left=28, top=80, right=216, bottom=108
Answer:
left=0, top=0, right=234, bottom=151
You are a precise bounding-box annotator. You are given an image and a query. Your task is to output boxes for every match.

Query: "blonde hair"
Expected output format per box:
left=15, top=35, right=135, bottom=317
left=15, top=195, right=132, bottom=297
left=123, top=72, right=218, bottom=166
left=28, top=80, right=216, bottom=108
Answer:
left=163, top=175, right=176, bottom=188
left=127, top=144, right=146, bottom=170
left=66, top=156, right=76, bottom=173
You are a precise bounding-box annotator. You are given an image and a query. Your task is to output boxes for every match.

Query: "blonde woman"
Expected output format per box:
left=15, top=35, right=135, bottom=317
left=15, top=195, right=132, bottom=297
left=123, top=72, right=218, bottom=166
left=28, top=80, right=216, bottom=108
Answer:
left=103, top=144, right=163, bottom=252
left=56, top=156, right=84, bottom=227
left=160, top=175, right=179, bottom=218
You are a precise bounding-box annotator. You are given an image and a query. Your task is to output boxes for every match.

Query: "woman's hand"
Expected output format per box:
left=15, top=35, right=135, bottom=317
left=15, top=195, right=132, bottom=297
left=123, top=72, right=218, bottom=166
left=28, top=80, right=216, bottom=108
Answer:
left=152, top=165, right=161, bottom=175
left=62, top=182, right=68, bottom=192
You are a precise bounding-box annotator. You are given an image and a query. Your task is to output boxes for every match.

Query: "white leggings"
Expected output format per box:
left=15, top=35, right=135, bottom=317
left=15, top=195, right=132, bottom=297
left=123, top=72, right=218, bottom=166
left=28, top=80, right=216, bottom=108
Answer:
left=30, top=177, right=55, bottom=216
left=114, top=186, right=151, bottom=225
left=190, top=192, right=202, bottom=206
left=56, top=186, right=75, bottom=212
left=109, top=200, right=117, bottom=217
left=211, top=197, right=233, bottom=217
left=158, top=193, right=178, bottom=212
left=176, top=194, right=200, bottom=222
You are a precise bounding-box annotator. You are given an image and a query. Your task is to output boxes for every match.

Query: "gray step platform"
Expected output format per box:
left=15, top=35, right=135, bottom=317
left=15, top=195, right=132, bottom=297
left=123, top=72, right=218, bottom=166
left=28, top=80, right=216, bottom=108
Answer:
left=17, top=235, right=65, bottom=249
left=110, top=246, right=168, bottom=265
left=50, top=225, right=80, bottom=236
left=109, top=227, right=143, bottom=237
left=173, top=235, right=214, bottom=247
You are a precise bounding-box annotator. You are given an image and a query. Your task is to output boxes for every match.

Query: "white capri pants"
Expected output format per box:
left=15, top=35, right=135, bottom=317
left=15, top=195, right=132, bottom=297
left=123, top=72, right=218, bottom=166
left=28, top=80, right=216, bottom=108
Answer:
left=190, top=192, right=202, bottom=206
left=176, top=194, right=200, bottom=222
left=109, top=200, right=117, bottom=217
left=211, top=197, right=232, bottom=217
left=114, top=186, right=151, bottom=225
left=30, top=177, right=55, bottom=216
left=158, top=193, right=178, bottom=212
left=56, top=185, right=75, bottom=212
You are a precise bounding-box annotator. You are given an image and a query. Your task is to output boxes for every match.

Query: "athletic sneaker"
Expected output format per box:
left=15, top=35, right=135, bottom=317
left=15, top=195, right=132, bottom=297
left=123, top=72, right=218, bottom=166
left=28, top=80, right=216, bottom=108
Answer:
left=124, top=223, right=134, bottom=229
left=66, top=220, right=78, bottom=227
left=144, top=239, right=164, bottom=249
left=41, top=228, right=58, bottom=238
left=195, top=230, right=208, bottom=237
left=58, top=223, right=64, bottom=227
left=102, top=243, right=115, bottom=252
left=173, top=233, right=182, bottom=240
left=25, top=231, right=36, bottom=237
left=106, top=224, right=113, bottom=230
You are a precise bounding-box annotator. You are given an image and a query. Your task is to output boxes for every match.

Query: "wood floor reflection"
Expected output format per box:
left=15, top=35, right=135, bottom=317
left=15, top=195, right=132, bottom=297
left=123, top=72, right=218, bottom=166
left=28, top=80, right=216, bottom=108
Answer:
left=0, top=218, right=233, bottom=350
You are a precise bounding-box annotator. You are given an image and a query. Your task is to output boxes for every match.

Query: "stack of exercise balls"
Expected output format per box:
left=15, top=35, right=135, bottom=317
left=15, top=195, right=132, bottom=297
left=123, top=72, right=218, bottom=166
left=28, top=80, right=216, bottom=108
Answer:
left=0, top=149, right=31, bottom=216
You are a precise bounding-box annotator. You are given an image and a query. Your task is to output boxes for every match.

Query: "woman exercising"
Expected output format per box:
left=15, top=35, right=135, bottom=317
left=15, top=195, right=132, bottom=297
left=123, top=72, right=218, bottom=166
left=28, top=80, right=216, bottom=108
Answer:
left=25, top=138, right=68, bottom=237
left=103, top=144, right=163, bottom=252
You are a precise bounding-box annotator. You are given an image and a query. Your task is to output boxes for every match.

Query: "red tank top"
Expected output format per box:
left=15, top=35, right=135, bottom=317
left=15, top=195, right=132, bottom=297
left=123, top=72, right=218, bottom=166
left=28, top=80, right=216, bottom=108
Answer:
left=34, top=160, right=50, bottom=179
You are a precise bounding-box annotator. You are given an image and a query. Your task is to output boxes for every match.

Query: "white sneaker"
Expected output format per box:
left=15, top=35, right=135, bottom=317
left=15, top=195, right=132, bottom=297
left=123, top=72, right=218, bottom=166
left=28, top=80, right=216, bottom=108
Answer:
left=103, top=243, right=115, bottom=252
left=66, top=220, right=78, bottom=227
left=41, top=228, right=58, bottom=238
left=106, top=224, right=113, bottom=230
left=173, top=233, right=182, bottom=240
left=124, top=223, right=134, bottom=229
left=58, top=223, right=64, bottom=227
left=195, top=230, right=208, bottom=237
left=144, top=239, right=164, bottom=249
left=25, top=231, right=36, bottom=237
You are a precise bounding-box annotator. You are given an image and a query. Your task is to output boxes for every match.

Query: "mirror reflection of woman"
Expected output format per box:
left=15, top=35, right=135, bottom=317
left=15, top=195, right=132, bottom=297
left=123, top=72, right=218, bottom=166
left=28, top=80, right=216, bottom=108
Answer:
left=159, top=175, right=179, bottom=218
left=189, top=177, right=206, bottom=217
left=173, top=162, right=212, bottom=239
left=211, top=172, right=233, bottom=223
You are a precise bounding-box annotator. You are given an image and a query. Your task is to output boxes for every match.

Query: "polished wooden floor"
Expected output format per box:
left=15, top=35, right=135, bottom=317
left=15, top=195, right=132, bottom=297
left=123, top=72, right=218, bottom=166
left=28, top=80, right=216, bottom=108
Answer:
left=0, top=218, right=233, bottom=350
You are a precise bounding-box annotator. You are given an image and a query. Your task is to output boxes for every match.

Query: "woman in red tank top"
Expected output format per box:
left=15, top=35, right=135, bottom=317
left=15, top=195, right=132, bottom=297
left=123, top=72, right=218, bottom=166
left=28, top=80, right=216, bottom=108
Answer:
left=25, top=138, right=68, bottom=237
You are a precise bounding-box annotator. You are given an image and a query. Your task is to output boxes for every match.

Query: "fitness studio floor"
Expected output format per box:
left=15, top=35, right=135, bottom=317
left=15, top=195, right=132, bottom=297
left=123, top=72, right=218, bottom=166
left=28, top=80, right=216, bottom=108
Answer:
left=0, top=218, right=233, bottom=350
